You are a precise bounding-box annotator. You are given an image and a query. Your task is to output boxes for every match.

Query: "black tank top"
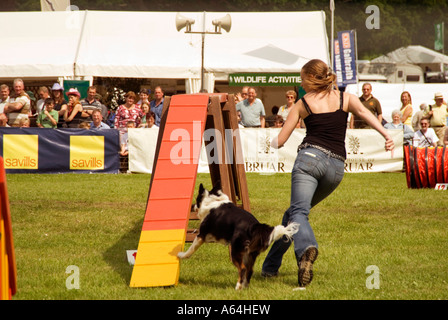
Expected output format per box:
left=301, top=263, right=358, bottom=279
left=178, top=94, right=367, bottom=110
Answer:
left=301, top=92, right=348, bottom=159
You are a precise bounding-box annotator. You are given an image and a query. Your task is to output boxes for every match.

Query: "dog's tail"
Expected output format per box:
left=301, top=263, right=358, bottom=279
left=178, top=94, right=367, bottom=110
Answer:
left=269, top=222, right=300, bottom=245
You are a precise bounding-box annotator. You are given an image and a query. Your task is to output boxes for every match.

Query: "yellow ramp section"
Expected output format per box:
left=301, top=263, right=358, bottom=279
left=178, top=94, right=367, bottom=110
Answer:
left=130, top=229, right=185, bottom=287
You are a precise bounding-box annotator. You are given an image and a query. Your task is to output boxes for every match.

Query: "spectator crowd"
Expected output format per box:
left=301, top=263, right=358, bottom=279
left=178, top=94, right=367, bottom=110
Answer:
left=0, top=79, right=163, bottom=172
left=0, top=79, right=162, bottom=131
left=1, top=79, right=448, bottom=152
left=234, top=83, right=448, bottom=147
left=346, top=82, right=448, bottom=147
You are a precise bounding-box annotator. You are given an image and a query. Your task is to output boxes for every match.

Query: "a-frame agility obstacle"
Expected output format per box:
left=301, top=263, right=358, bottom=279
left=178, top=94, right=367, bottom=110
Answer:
left=0, top=157, right=17, bottom=299
left=130, top=93, right=250, bottom=288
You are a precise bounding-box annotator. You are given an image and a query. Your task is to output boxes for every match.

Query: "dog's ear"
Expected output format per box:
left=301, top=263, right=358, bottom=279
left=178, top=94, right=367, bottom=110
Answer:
left=199, top=183, right=205, bottom=194
left=212, top=180, right=222, bottom=191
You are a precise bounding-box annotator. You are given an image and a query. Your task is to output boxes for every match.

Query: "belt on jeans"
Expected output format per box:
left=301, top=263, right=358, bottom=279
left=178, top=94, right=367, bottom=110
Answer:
left=297, top=143, right=346, bottom=162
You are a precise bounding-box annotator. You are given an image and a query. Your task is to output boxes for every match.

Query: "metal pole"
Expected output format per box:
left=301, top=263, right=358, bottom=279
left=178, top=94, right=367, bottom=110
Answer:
left=201, top=11, right=206, bottom=92
left=73, top=10, right=88, bottom=79
left=330, top=0, right=335, bottom=69
left=201, top=35, right=205, bottom=92
left=354, top=29, right=360, bottom=96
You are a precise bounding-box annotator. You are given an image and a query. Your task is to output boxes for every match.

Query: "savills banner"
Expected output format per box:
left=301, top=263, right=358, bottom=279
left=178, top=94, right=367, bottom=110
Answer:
left=0, top=128, right=119, bottom=173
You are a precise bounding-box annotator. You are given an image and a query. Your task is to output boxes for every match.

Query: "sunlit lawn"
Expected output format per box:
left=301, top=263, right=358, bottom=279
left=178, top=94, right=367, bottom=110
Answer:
left=5, top=172, right=448, bottom=300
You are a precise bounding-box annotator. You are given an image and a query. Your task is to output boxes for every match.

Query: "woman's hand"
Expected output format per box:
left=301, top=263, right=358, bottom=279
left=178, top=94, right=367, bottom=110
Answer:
left=270, top=136, right=281, bottom=149
left=385, top=136, right=394, bottom=151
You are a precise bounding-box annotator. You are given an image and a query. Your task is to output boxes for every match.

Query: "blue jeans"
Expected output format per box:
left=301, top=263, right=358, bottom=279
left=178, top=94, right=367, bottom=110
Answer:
left=262, top=147, right=345, bottom=273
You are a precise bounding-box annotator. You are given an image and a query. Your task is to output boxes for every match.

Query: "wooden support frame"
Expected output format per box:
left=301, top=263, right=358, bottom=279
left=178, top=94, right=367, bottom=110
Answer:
left=205, top=93, right=250, bottom=211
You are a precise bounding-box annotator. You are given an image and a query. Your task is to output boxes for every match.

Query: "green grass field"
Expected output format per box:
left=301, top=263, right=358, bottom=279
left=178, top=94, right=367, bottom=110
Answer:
left=5, top=172, right=448, bottom=300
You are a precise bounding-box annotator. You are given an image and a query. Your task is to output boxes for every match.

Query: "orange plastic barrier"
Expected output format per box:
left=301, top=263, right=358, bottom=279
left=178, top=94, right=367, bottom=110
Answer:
left=0, top=156, right=17, bottom=299
left=130, top=94, right=209, bottom=287
left=404, top=145, right=448, bottom=188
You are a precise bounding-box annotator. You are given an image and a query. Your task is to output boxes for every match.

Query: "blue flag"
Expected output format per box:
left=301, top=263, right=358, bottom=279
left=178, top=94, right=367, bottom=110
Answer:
left=335, top=30, right=357, bottom=87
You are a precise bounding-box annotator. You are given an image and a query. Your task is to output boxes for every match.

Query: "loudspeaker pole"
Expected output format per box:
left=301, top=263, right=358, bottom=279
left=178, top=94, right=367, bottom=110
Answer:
left=176, top=12, right=232, bottom=93
left=201, top=11, right=206, bottom=92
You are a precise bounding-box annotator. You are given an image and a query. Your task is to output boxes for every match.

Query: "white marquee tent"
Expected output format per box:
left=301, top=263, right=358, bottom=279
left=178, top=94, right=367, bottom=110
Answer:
left=0, top=10, right=329, bottom=91
left=371, top=45, right=448, bottom=72
left=0, top=11, right=82, bottom=79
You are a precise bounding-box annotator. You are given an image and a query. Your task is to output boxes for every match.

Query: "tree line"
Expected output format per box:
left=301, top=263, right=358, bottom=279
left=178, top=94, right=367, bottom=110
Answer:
left=5, top=0, right=448, bottom=60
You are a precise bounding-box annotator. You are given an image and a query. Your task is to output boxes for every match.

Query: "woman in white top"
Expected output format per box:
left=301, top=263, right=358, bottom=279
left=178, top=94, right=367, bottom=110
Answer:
left=384, top=110, right=414, bottom=145
left=277, top=90, right=302, bottom=128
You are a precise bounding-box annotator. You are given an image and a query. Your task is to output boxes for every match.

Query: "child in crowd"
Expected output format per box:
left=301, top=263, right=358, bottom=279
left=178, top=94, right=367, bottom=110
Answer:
left=78, top=122, right=90, bottom=129
left=273, top=115, right=284, bottom=128
left=145, top=111, right=156, bottom=128
left=19, top=117, right=30, bottom=127
left=36, top=98, right=59, bottom=128
left=120, top=120, right=136, bottom=156
left=138, top=102, right=150, bottom=127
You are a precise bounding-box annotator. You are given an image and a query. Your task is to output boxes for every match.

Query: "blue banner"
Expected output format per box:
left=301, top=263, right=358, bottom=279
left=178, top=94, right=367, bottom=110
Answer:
left=333, top=39, right=343, bottom=86
left=335, top=30, right=357, bottom=87
left=0, top=128, right=120, bottom=173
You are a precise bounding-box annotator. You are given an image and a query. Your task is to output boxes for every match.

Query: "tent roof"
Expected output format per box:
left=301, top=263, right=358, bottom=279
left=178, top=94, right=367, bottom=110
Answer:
left=75, top=11, right=200, bottom=79
left=371, top=45, right=448, bottom=65
left=0, top=10, right=329, bottom=79
left=0, top=11, right=83, bottom=78
left=201, top=11, right=329, bottom=75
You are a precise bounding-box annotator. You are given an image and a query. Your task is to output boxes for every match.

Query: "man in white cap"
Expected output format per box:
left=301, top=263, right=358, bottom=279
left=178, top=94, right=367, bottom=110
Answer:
left=424, top=92, right=448, bottom=146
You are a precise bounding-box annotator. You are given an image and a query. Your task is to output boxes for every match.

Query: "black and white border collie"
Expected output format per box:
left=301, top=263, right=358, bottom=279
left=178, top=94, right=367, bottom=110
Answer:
left=177, top=183, right=299, bottom=290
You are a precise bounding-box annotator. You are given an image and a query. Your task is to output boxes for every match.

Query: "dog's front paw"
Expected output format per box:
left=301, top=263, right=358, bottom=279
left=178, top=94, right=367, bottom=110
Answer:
left=177, top=252, right=188, bottom=259
left=235, top=281, right=248, bottom=290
